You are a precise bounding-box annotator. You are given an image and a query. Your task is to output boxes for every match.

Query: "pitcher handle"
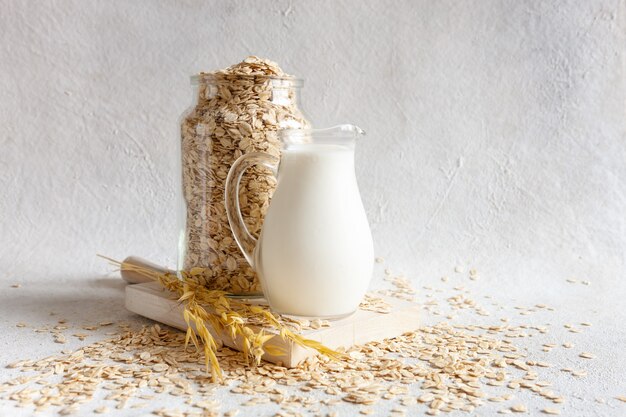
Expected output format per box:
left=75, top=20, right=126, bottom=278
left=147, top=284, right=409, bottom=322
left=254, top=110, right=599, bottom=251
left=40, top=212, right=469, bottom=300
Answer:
left=225, top=152, right=279, bottom=268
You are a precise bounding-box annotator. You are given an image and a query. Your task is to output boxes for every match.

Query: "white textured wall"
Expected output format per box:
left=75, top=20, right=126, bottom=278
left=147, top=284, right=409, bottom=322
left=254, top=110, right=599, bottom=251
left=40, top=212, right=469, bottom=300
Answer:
left=1, top=0, right=625, bottom=289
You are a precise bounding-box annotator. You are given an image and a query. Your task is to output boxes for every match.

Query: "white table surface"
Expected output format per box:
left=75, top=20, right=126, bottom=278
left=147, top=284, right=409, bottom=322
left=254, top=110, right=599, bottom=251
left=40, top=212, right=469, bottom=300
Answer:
left=1, top=260, right=624, bottom=417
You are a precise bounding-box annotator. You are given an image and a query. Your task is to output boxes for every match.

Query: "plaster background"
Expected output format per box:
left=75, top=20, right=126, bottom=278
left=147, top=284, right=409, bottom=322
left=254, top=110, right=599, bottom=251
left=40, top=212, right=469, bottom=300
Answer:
left=1, top=0, right=625, bottom=285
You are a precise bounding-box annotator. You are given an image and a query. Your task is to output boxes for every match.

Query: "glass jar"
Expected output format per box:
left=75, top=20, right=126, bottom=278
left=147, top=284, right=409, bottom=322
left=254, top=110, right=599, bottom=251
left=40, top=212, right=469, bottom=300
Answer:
left=177, top=73, right=308, bottom=296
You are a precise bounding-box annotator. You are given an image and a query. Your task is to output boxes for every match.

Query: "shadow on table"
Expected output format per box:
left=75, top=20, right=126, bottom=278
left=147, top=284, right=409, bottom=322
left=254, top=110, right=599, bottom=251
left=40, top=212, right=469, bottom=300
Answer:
left=0, top=275, right=147, bottom=329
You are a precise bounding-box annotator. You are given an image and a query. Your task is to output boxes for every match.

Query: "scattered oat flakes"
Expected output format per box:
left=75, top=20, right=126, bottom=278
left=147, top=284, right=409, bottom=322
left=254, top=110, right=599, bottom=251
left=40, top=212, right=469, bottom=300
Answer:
left=469, top=269, right=478, bottom=280
left=542, top=407, right=560, bottom=415
left=359, top=294, right=393, bottom=314
left=418, top=393, right=435, bottom=403
left=0, top=268, right=577, bottom=416
left=511, top=404, right=527, bottom=413
left=579, top=352, right=595, bottom=359
left=153, top=363, right=168, bottom=372
left=489, top=396, right=506, bottom=402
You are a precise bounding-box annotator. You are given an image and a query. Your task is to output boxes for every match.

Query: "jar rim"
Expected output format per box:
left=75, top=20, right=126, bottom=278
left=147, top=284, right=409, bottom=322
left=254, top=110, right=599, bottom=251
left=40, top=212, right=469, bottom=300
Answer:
left=190, top=73, right=304, bottom=87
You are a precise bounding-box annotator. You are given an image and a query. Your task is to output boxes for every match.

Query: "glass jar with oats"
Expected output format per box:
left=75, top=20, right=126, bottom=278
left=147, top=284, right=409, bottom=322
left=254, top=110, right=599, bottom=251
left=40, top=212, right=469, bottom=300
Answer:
left=177, top=57, right=309, bottom=296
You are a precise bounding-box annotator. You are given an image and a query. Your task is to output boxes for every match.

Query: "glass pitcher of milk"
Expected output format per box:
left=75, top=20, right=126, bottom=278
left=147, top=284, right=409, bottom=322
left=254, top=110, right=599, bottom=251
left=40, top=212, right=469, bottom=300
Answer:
left=225, top=125, right=374, bottom=318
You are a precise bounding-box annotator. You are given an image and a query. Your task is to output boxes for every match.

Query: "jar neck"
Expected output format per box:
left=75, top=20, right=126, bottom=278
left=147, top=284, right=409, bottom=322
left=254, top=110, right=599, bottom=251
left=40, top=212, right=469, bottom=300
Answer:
left=191, top=73, right=303, bottom=87
left=192, top=76, right=303, bottom=110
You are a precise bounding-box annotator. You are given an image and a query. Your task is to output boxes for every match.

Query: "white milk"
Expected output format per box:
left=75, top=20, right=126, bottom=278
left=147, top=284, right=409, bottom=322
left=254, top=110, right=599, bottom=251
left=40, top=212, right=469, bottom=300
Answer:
left=253, top=145, right=374, bottom=318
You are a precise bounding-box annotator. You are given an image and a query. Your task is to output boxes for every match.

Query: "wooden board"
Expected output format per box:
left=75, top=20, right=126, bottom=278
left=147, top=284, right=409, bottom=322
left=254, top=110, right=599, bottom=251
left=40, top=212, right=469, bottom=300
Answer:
left=125, top=282, right=420, bottom=368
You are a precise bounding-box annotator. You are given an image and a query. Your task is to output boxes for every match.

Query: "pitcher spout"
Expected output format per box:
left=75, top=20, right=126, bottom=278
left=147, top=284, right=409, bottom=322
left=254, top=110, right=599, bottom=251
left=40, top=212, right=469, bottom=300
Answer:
left=317, top=124, right=366, bottom=137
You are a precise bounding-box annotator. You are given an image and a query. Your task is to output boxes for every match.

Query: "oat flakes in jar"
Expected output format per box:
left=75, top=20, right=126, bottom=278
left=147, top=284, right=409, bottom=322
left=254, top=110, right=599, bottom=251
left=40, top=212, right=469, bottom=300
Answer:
left=177, top=57, right=309, bottom=296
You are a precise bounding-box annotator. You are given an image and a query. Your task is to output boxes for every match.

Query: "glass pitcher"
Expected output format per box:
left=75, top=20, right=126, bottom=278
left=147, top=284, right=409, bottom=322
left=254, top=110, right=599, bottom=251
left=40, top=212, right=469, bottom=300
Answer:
left=225, top=125, right=374, bottom=318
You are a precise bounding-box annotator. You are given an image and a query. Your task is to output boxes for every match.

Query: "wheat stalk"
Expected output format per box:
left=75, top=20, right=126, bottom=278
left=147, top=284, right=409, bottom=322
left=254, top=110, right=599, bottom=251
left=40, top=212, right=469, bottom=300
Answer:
left=100, top=256, right=344, bottom=382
